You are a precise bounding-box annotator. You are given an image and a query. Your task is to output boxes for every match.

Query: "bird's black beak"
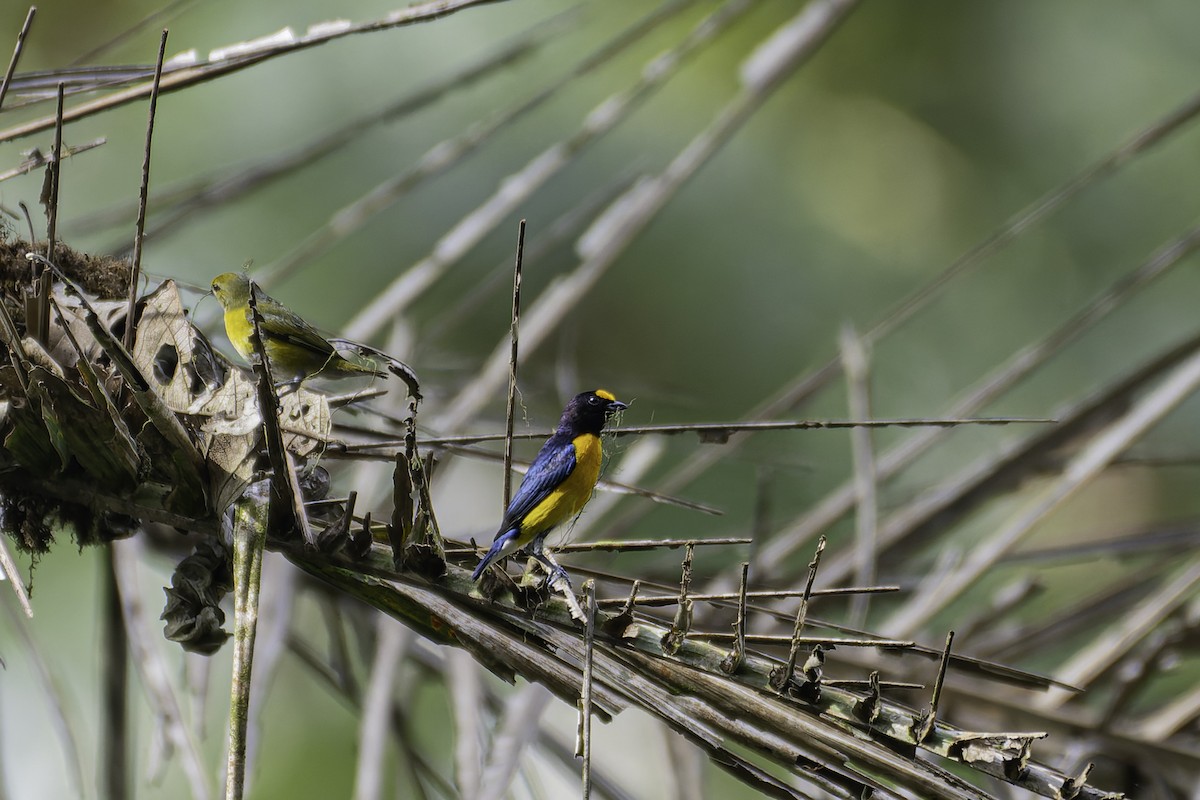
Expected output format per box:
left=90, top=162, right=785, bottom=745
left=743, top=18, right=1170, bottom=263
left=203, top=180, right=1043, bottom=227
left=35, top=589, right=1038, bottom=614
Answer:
left=606, top=400, right=629, bottom=413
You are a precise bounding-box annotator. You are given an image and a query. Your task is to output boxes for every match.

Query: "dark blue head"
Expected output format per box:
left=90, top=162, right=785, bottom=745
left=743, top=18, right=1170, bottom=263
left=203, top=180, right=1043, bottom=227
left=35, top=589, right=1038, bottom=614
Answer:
left=559, top=389, right=627, bottom=435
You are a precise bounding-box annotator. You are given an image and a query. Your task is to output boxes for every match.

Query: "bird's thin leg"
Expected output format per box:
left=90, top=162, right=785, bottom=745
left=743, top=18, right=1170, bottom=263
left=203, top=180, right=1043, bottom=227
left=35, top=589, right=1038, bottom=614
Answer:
left=529, top=543, right=572, bottom=589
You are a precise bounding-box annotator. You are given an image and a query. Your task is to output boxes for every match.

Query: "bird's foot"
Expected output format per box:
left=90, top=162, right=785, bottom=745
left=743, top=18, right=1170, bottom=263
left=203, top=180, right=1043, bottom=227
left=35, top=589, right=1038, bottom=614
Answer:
left=546, top=566, right=573, bottom=595
left=530, top=550, right=572, bottom=590
left=529, top=550, right=585, bottom=621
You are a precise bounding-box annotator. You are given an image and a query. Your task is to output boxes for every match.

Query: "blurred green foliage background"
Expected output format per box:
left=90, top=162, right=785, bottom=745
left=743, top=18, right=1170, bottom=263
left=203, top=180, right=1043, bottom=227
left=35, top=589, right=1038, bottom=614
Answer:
left=3, top=0, right=1200, bottom=797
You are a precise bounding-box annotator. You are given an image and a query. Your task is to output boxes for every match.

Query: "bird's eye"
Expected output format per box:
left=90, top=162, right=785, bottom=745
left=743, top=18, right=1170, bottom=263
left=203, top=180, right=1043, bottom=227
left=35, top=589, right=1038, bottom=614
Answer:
left=589, top=395, right=601, bottom=405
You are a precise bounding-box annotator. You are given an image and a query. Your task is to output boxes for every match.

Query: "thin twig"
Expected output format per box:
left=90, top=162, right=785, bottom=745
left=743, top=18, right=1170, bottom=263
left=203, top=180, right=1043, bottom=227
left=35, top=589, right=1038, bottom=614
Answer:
left=68, top=0, right=195, bottom=66
left=246, top=282, right=313, bottom=546
left=776, top=538, right=823, bottom=692
left=0, top=139, right=106, bottom=185
left=594, top=583, right=897, bottom=608
left=578, top=580, right=596, bottom=799
left=101, top=546, right=130, bottom=800
left=502, top=220, right=525, bottom=510
left=612, top=417, right=1054, bottom=437
left=0, top=0, right=513, bottom=144
left=0, top=7, right=35, bottom=112
left=353, top=618, right=410, bottom=800
left=336, top=440, right=723, bottom=515
left=124, top=29, right=168, bottom=350
left=840, top=323, right=876, bottom=628
left=719, top=563, right=749, bottom=674
left=378, top=415, right=1054, bottom=450
left=550, top=536, right=750, bottom=553
left=1, top=64, right=157, bottom=105
left=0, top=536, right=31, bottom=618
left=332, top=416, right=1044, bottom=459
left=662, top=544, right=694, bottom=655
left=912, top=632, right=954, bottom=743
left=45, top=82, right=65, bottom=259
left=1005, top=520, right=1200, bottom=565
left=692, top=633, right=912, bottom=648
left=33, top=82, right=65, bottom=344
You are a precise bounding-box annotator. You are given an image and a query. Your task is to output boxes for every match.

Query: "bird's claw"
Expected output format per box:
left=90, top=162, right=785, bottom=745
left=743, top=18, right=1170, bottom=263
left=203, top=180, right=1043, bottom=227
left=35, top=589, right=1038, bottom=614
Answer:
left=547, top=565, right=573, bottom=591
left=529, top=549, right=572, bottom=590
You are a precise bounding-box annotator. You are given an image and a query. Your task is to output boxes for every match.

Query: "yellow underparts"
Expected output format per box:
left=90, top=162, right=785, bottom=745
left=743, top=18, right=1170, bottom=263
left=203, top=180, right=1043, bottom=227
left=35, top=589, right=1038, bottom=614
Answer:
left=223, top=307, right=255, bottom=360
left=520, top=433, right=603, bottom=540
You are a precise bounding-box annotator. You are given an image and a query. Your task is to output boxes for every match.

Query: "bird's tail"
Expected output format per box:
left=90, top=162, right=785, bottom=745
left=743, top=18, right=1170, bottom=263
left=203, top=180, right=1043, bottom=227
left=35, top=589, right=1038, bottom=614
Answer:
left=328, top=338, right=421, bottom=400
left=472, top=528, right=521, bottom=581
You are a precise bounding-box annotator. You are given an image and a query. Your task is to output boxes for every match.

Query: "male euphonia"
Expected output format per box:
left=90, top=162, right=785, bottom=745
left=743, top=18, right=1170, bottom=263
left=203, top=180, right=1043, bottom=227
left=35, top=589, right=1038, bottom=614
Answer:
left=472, top=389, right=627, bottom=583
left=210, top=272, right=419, bottom=397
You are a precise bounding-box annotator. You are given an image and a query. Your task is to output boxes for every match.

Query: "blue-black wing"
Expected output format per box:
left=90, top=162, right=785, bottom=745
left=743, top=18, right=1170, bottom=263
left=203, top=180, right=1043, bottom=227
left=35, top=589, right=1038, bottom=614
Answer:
left=496, top=434, right=576, bottom=537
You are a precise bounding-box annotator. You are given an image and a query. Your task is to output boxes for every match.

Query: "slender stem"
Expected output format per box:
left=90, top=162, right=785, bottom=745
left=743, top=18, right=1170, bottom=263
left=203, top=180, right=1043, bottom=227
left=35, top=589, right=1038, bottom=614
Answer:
left=101, top=546, right=130, bottom=800
left=578, top=581, right=596, bottom=799
left=225, top=485, right=270, bottom=800
left=841, top=324, right=876, bottom=628
left=125, top=29, right=168, bottom=349
left=34, top=82, right=65, bottom=344
left=502, top=219, right=525, bottom=510
left=0, top=7, right=36, bottom=113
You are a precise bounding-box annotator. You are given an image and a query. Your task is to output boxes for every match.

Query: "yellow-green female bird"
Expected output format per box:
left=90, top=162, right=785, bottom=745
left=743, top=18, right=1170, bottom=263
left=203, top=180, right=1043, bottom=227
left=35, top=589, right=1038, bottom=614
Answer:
left=473, top=389, right=627, bottom=584
left=210, top=272, right=419, bottom=397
